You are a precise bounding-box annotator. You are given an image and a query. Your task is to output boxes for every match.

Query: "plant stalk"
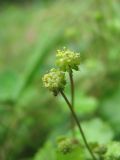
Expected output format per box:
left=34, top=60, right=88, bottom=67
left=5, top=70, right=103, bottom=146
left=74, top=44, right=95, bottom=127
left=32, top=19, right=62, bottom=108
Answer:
left=60, top=91, right=97, bottom=160
left=69, top=69, right=74, bottom=107
left=69, top=69, right=75, bottom=135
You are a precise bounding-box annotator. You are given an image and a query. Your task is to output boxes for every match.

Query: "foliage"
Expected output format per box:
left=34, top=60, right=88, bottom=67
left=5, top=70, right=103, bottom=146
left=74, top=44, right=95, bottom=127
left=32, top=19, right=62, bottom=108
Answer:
left=0, top=0, right=120, bottom=159
left=104, top=142, right=120, bottom=160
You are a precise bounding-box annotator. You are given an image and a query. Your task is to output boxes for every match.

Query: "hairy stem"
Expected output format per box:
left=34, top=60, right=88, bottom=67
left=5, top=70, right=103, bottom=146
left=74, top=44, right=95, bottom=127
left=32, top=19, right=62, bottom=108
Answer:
left=60, top=91, right=97, bottom=160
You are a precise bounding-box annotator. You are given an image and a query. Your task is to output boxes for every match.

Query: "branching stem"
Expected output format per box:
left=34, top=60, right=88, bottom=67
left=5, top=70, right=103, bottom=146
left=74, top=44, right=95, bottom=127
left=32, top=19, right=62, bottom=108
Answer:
left=60, top=91, right=97, bottom=160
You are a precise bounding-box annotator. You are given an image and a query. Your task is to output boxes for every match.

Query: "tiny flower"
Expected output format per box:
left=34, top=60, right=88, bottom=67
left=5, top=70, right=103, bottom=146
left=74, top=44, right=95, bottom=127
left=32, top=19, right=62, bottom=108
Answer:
left=42, top=68, right=66, bottom=96
left=56, top=48, right=80, bottom=71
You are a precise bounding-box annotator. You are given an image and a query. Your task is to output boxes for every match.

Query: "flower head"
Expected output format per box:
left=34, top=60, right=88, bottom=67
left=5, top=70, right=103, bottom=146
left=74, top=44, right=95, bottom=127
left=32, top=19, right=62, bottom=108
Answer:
left=56, top=48, right=80, bottom=71
left=42, top=68, right=66, bottom=96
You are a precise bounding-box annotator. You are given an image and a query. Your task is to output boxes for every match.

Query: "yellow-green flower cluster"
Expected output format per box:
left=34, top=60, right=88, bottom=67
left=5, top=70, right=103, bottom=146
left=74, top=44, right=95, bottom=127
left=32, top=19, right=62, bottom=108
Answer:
left=42, top=48, right=80, bottom=95
left=56, top=48, right=80, bottom=71
left=42, top=68, right=66, bottom=96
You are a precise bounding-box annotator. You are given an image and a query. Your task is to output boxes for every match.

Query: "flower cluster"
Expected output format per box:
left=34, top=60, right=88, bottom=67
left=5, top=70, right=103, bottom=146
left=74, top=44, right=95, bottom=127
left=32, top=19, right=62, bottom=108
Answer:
left=56, top=48, right=80, bottom=71
left=42, top=48, right=80, bottom=95
left=42, top=68, right=66, bottom=96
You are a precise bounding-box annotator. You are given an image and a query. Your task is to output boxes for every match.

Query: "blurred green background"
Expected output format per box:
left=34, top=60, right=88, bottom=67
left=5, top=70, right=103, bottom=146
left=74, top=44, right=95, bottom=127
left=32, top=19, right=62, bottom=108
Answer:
left=0, top=0, right=120, bottom=160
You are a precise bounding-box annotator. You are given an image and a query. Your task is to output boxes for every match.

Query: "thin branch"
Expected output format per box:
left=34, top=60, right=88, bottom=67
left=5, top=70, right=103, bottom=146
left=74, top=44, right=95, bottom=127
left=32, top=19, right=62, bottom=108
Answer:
left=69, top=69, right=75, bottom=135
left=60, top=91, right=97, bottom=160
left=69, top=69, right=74, bottom=107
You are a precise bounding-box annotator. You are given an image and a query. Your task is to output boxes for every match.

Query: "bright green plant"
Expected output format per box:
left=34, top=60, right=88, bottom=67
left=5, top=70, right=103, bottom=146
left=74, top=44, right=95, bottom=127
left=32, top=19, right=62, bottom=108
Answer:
left=104, top=142, right=120, bottom=160
left=42, top=48, right=97, bottom=160
left=56, top=136, right=84, bottom=160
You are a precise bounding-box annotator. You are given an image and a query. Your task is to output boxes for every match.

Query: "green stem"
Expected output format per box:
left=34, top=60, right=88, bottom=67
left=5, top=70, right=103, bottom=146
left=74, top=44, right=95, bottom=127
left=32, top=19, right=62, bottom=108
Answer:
left=60, top=91, right=97, bottom=160
left=69, top=69, right=75, bottom=135
left=69, top=69, right=74, bottom=107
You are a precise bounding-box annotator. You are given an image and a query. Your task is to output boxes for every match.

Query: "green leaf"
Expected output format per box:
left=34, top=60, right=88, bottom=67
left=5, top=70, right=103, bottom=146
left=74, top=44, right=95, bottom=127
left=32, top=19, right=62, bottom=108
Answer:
left=104, top=142, right=120, bottom=160
left=57, top=147, right=84, bottom=160
left=0, top=70, right=20, bottom=103
left=75, top=95, right=98, bottom=115
left=58, top=93, right=98, bottom=115
left=76, top=118, right=114, bottom=144
left=100, top=87, right=120, bottom=135
left=34, top=141, right=56, bottom=160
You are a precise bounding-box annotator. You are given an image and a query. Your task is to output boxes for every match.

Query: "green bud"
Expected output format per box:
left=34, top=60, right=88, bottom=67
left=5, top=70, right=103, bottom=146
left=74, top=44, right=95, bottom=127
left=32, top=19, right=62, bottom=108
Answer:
left=42, top=68, right=66, bottom=96
left=57, top=137, right=73, bottom=154
left=94, top=145, right=107, bottom=155
left=56, top=48, right=80, bottom=71
left=57, top=136, right=80, bottom=155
